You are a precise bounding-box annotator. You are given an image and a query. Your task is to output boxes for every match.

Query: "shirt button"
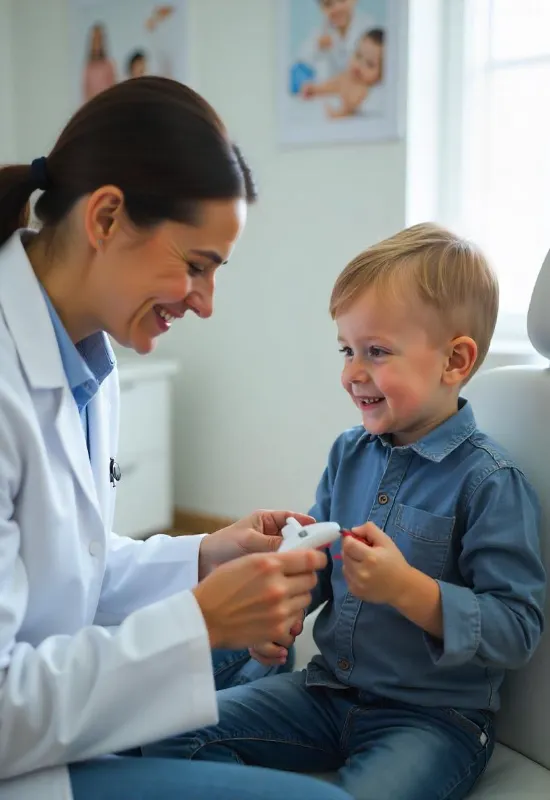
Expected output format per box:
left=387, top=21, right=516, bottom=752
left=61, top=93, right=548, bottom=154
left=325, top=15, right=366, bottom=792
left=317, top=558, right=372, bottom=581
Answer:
left=89, top=541, right=102, bottom=557
left=378, top=492, right=389, bottom=505
left=337, top=658, right=351, bottom=671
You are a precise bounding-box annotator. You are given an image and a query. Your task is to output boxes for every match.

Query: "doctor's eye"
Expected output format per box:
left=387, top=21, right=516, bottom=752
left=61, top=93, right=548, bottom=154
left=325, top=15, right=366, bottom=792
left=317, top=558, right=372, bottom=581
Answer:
left=187, top=262, right=205, bottom=277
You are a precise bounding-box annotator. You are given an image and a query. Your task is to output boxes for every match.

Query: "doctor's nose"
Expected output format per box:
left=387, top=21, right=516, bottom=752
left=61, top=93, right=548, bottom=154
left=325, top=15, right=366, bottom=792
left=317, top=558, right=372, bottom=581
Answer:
left=186, top=284, right=215, bottom=319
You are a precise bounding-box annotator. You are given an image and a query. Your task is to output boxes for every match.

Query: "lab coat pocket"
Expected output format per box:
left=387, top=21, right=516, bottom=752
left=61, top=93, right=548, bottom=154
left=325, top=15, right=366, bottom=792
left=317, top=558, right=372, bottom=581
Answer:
left=392, top=504, right=455, bottom=579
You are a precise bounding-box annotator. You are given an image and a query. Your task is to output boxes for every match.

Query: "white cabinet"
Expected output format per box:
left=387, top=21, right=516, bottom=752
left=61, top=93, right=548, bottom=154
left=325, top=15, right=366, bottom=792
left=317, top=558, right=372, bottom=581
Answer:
left=114, top=357, right=178, bottom=539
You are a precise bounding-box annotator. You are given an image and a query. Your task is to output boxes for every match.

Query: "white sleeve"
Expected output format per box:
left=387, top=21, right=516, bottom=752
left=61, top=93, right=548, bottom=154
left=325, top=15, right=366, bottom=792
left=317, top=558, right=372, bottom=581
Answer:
left=0, top=589, right=218, bottom=780
left=94, top=531, right=207, bottom=626
left=0, top=402, right=216, bottom=780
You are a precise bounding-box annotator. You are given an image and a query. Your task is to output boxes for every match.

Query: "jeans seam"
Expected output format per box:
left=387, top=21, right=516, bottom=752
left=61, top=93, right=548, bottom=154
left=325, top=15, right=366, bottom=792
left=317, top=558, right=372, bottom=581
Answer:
left=439, top=746, right=489, bottom=800
left=191, top=736, right=335, bottom=760
left=338, top=705, right=357, bottom=753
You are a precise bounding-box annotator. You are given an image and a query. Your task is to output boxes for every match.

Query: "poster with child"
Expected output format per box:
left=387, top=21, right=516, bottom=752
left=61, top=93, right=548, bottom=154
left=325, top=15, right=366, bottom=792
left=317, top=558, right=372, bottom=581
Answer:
left=69, top=0, right=188, bottom=109
left=278, top=0, right=406, bottom=145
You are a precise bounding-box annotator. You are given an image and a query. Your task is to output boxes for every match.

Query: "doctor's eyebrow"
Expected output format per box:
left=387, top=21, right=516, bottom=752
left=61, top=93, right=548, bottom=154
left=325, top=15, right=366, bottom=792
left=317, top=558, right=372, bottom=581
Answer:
left=188, top=249, right=227, bottom=266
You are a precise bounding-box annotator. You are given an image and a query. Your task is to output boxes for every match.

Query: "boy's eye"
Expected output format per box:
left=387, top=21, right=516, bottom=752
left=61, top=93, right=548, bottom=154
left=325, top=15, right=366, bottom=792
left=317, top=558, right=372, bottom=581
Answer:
left=368, top=346, right=387, bottom=359
left=339, top=346, right=353, bottom=358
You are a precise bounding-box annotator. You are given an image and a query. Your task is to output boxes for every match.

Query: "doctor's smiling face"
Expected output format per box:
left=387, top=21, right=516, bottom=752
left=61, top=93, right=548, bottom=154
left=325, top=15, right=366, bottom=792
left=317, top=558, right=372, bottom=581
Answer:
left=18, top=78, right=255, bottom=352
left=82, top=188, right=247, bottom=354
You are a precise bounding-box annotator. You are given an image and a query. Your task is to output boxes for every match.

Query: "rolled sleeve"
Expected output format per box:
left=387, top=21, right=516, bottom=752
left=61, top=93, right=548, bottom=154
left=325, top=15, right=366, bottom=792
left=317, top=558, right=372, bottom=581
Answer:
left=426, top=466, right=545, bottom=670
left=425, top=582, right=481, bottom=666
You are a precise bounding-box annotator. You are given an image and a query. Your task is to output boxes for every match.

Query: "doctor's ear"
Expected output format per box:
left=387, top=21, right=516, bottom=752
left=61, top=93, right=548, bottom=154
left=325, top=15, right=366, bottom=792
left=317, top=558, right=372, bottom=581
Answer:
left=84, top=186, right=125, bottom=250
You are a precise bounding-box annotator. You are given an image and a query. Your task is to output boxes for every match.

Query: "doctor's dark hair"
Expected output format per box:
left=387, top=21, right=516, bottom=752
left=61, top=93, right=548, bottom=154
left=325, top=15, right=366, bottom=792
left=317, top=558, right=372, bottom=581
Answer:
left=0, top=76, right=256, bottom=248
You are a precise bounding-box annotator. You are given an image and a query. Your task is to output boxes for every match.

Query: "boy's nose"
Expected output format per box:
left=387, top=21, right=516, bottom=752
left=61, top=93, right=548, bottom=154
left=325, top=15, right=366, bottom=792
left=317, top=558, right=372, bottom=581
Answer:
left=343, top=358, right=369, bottom=383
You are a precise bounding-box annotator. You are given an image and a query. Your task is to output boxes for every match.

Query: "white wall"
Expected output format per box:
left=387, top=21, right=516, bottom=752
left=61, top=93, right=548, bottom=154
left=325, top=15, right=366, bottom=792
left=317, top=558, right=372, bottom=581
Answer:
left=0, top=0, right=16, bottom=162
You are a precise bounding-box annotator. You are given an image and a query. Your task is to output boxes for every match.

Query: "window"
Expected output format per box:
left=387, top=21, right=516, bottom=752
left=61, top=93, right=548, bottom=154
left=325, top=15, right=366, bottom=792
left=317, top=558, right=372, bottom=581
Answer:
left=441, top=0, right=550, bottom=339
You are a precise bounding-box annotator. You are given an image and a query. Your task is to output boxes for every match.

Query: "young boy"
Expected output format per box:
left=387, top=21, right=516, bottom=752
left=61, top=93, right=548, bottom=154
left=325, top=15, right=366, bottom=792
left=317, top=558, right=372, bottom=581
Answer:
left=144, top=224, right=546, bottom=800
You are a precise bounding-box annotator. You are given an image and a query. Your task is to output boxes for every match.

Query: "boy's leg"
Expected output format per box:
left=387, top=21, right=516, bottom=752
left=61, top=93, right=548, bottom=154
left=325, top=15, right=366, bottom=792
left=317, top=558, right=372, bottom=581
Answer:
left=212, top=647, right=295, bottom=691
left=142, top=671, right=344, bottom=775
left=69, top=755, right=353, bottom=800
left=340, top=701, right=494, bottom=800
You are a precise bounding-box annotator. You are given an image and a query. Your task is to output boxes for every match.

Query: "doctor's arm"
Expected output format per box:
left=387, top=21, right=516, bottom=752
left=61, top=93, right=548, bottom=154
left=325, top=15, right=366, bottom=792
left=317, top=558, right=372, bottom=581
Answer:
left=96, top=509, right=315, bottom=626
left=0, top=411, right=214, bottom=778
left=0, top=408, right=323, bottom=779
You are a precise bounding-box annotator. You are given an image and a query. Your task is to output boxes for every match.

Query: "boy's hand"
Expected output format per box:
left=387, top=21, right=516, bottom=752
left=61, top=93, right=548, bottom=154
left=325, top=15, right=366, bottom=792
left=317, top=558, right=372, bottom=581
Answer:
left=342, top=522, right=412, bottom=605
left=249, top=613, right=305, bottom=666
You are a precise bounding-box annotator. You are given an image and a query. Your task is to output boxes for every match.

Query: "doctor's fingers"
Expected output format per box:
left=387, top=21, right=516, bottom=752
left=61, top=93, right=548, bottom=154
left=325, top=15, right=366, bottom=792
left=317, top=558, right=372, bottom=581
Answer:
left=275, top=548, right=328, bottom=574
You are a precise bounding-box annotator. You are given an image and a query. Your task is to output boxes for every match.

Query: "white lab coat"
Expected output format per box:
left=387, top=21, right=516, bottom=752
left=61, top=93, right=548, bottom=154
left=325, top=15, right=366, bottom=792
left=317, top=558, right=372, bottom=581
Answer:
left=0, top=232, right=218, bottom=799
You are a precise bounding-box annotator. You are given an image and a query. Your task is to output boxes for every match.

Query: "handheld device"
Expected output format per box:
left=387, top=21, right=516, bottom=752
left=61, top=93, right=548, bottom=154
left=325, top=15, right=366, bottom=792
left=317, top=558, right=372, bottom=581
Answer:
left=278, top=517, right=345, bottom=552
left=277, top=517, right=367, bottom=555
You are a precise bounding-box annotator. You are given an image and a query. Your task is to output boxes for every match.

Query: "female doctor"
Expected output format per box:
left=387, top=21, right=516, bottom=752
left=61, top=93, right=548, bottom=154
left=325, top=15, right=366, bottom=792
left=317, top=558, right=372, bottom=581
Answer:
left=0, top=77, right=351, bottom=800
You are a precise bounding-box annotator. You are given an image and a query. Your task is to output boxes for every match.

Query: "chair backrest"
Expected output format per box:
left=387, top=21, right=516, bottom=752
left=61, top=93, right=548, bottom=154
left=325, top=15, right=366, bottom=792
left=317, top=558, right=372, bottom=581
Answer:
left=462, top=249, right=550, bottom=770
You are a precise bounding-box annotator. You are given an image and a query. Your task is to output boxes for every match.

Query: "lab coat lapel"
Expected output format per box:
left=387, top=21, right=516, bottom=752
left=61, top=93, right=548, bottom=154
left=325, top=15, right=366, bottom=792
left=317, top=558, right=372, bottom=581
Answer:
left=54, top=388, right=100, bottom=513
left=88, top=379, right=115, bottom=525
left=0, top=231, right=101, bottom=515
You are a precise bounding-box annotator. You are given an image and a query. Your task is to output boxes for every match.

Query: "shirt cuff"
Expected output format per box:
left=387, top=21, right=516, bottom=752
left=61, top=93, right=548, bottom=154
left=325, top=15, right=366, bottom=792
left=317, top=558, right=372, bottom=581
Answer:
left=424, top=580, right=481, bottom=667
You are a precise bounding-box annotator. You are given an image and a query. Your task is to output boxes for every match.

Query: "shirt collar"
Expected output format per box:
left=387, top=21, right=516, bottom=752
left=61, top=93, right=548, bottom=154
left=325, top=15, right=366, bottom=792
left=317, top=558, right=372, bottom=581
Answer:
left=40, top=286, right=115, bottom=405
left=364, top=398, right=476, bottom=463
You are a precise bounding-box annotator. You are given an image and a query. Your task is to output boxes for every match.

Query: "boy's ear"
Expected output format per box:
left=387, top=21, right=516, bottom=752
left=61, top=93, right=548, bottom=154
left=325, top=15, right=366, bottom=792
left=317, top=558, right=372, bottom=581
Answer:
left=443, top=336, right=477, bottom=386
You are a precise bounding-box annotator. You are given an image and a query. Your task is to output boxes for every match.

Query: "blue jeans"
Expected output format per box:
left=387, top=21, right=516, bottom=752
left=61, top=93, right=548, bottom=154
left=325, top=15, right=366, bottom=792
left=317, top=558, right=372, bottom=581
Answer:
left=143, top=671, right=495, bottom=800
left=211, top=645, right=295, bottom=687
left=69, top=647, right=350, bottom=800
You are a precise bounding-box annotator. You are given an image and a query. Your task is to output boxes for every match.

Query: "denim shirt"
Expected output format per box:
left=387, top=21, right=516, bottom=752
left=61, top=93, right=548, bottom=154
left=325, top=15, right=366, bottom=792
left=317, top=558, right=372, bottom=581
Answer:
left=40, top=287, right=114, bottom=451
left=307, top=399, right=545, bottom=712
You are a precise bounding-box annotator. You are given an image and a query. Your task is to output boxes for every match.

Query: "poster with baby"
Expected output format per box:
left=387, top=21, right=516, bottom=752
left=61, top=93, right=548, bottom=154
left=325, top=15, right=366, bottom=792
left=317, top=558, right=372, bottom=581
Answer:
left=69, top=0, right=188, bottom=110
left=278, top=0, right=407, bottom=146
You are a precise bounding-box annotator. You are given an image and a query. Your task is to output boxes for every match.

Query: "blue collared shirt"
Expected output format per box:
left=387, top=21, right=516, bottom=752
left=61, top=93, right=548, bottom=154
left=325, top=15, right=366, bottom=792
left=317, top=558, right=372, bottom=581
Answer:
left=307, top=399, right=546, bottom=712
left=40, top=288, right=114, bottom=450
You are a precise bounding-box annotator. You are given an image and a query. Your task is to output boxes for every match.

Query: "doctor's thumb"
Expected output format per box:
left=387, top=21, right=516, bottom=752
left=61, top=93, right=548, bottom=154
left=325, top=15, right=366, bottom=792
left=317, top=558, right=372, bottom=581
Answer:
left=247, top=532, right=283, bottom=553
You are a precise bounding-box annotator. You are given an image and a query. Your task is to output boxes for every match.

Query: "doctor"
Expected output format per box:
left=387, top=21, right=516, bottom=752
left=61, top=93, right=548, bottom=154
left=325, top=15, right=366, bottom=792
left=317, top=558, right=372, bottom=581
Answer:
left=0, top=77, right=351, bottom=800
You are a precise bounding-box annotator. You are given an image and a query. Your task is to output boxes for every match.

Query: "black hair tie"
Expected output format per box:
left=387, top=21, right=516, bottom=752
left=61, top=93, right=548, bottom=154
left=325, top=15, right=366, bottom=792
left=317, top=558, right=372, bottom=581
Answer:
left=30, top=157, right=50, bottom=191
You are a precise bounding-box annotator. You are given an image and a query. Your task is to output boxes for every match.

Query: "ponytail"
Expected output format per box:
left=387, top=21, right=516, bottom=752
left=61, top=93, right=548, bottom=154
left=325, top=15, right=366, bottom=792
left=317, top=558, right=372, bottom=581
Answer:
left=0, top=77, right=256, bottom=252
left=0, top=164, right=38, bottom=248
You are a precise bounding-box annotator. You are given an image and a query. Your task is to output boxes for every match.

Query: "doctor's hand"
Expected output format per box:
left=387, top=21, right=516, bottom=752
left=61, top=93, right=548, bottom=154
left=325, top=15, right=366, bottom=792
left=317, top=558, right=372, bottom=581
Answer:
left=197, top=509, right=315, bottom=580
left=193, top=550, right=325, bottom=650
left=342, top=522, right=411, bottom=605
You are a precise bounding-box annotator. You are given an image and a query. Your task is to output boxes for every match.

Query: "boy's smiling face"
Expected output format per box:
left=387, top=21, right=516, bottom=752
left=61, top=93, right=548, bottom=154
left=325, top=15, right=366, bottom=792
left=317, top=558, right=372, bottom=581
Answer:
left=336, top=286, right=474, bottom=445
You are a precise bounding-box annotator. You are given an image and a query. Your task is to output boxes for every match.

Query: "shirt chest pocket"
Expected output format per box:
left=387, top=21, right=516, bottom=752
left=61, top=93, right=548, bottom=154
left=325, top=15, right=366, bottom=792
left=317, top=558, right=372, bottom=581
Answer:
left=390, top=504, right=455, bottom=579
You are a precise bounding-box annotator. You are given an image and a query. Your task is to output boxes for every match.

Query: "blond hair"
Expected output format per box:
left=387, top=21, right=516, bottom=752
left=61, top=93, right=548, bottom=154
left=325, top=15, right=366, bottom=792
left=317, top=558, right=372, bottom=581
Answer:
left=329, top=223, right=499, bottom=379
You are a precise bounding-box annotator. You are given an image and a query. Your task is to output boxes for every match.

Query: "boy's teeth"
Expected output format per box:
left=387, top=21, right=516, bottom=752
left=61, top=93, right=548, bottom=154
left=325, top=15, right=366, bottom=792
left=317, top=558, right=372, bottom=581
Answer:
left=362, top=397, right=383, bottom=405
